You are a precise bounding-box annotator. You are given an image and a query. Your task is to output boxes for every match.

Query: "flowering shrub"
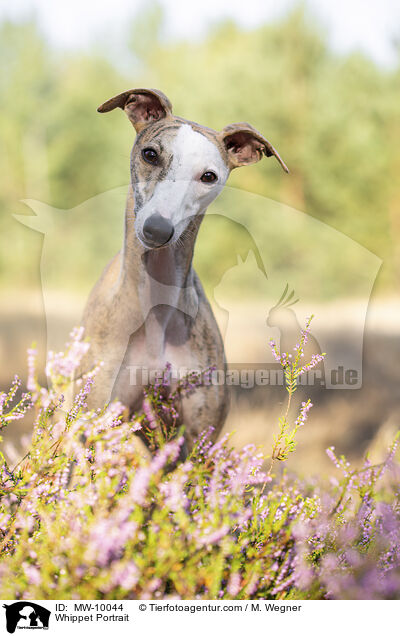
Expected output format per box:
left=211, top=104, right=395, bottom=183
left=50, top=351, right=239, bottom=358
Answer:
left=0, top=321, right=399, bottom=600
left=268, top=315, right=324, bottom=472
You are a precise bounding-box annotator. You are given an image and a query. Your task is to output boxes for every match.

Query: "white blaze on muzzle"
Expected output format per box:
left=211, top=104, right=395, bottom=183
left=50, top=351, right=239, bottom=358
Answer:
left=134, top=124, right=230, bottom=246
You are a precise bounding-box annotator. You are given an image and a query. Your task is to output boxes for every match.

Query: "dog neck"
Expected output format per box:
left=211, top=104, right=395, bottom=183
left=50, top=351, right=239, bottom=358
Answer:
left=120, top=185, right=202, bottom=354
left=121, top=185, right=202, bottom=286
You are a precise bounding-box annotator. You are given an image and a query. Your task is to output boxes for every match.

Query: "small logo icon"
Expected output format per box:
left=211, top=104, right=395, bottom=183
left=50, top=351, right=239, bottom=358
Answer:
left=3, top=602, right=50, bottom=633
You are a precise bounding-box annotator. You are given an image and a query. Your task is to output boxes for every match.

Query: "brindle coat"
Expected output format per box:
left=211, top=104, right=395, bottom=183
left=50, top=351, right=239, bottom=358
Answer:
left=78, top=89, right=288, bottom=452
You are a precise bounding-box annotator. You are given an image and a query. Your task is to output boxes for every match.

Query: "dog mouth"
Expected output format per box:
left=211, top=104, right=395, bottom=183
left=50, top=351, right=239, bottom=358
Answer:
left=137, top=232, right=175, bottom=250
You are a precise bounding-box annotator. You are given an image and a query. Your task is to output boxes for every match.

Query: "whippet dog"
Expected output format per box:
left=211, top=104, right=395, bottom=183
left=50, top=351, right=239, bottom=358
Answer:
left=79, top=88, right=288, bottom=450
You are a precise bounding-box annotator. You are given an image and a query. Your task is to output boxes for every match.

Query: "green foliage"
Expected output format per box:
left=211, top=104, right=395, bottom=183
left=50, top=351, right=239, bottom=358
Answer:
left=267, top=315, right=324, bottom=471
left=0, top=331, right=399, bottom=600
left=1, top=6, right=399, bottom=294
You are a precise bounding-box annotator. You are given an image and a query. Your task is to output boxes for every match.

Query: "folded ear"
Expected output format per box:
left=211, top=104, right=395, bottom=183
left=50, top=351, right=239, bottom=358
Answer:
left=219, top=123, right=289, bottom=172
left=97, top=88, right=173, bottom=133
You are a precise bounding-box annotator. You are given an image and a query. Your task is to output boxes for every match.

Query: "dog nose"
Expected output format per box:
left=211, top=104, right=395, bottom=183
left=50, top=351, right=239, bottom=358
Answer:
left=142, top=214, right=174, bottom=247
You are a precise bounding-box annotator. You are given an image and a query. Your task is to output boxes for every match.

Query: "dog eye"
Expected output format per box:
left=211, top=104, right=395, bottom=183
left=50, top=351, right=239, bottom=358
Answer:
left=142, top=148, right=159, bottom=165
left=200, top=171, right=217, bottom=184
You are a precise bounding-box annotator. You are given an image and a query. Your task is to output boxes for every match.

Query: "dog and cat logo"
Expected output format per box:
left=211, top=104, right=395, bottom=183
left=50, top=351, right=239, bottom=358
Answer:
left=2, top=602, right=50, bottom=633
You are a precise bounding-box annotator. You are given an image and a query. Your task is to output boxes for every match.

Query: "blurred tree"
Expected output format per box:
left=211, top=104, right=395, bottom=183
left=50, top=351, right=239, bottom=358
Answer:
left=128, top=1, right=165, bottom=63
left=0, top=6, right=398, bottom=295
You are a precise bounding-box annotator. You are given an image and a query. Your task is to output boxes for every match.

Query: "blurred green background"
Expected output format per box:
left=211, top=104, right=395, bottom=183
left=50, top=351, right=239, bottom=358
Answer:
left=1, top=2, right=399, bottom=298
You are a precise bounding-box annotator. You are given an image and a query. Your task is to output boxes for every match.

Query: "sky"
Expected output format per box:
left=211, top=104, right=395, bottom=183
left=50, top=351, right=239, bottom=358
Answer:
left=1, top=0, right=400, bottom=67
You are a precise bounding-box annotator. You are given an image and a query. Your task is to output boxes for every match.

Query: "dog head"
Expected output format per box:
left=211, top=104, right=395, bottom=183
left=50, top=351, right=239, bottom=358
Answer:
left=98, top=88, right=288, bottom=249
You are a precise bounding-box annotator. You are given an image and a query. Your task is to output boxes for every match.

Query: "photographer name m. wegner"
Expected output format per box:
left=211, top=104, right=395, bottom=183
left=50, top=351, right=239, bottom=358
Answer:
left=127, top=365, right=359, bottom=388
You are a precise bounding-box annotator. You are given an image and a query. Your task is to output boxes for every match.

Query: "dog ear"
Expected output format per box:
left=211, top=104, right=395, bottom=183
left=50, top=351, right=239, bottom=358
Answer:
left=97, top=88, right=173, bottom=132
left=219, top=123, right=289, bottom=172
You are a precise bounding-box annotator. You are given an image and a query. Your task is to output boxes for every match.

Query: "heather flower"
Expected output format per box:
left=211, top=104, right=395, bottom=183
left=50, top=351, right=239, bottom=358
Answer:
left=326, top=446, right=339, bottom=467
left=267, top=316, right=323, bottom=475
left=22, top=564, right=41, bottom=586
left=298, top=353, right=325, bottom=374
left=197, top=524, right=230, bottom=546
left=0, top=376, right=33, bottom=428
left=46, top=326, right=90, bottom=382
left=0, top=325, right=399, bottom=602
left=109, top=560, right=139, bottom=590
left=129, top=466, right=152, bottom=505
left=227, top=571, right=241, bottom=597
left=66, top=374, right=95, bottom=423
left=294, top=400, right=313, bottom=427
left=142, top=395, right=158, bottom=430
